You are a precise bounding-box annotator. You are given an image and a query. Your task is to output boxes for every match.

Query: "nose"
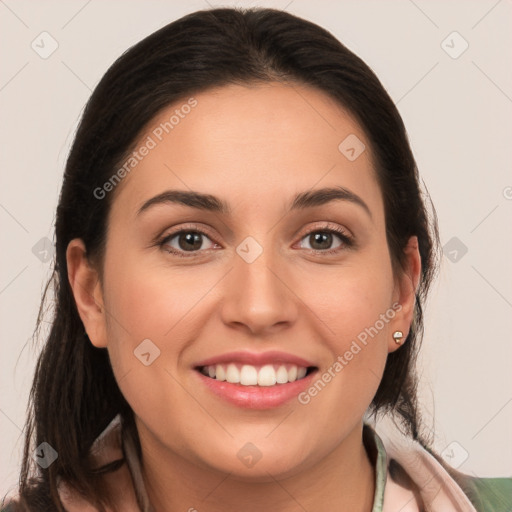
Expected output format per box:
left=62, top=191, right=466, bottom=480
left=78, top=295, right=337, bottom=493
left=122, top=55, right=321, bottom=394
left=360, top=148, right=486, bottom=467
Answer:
left=219, top=244, right=298, bottom=336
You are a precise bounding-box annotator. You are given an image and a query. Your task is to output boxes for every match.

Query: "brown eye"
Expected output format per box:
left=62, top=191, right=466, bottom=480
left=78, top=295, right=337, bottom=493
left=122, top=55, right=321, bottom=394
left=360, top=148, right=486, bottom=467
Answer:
left=307, top=232, right=337, bottom=251
left=160, top=230, right=216, bottom=256
left=176, top=232, right=204, bottom=251
left=298, top=228, right=352, bottom=253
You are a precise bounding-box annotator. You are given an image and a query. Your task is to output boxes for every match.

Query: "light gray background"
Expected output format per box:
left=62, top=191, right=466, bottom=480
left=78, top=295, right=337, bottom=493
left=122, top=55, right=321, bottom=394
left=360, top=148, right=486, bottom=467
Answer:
left=1, top=0, right=511, bottom=495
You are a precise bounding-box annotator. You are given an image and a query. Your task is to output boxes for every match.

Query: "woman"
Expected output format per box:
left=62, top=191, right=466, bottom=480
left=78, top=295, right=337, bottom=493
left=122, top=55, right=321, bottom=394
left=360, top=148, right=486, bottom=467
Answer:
left=2, top=6, right=510, bottom=512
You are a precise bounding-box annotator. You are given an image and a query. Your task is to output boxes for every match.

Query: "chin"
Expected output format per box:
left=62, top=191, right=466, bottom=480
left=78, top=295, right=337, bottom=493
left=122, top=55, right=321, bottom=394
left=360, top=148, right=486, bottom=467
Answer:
left=197, top=444, right=314, bottom=482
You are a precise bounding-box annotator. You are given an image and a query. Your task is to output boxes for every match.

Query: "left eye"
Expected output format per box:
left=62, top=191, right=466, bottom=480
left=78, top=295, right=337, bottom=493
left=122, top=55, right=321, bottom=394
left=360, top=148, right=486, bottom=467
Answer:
left=298, top=230, right=346, bottom=251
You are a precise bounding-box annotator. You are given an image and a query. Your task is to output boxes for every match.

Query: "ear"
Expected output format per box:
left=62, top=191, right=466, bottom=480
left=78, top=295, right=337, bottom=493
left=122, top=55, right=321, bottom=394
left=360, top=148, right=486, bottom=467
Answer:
left=66, top=238, right=108, bottom=348
left=388, top=236, right=421, bottom=354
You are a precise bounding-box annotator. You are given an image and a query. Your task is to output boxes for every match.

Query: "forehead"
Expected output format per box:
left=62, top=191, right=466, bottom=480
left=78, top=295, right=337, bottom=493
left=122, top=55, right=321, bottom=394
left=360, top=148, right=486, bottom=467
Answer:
left=110, top=82, right=381, bottom=218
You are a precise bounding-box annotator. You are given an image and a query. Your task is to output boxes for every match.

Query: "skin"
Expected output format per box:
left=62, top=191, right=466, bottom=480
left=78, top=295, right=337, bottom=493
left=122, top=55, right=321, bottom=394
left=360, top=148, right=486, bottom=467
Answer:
left=67, top=82, right=421, bottom=511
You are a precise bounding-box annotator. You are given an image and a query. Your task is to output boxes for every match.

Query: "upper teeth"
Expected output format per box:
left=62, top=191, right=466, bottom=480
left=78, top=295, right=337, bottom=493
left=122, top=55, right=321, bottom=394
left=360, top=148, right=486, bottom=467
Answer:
left=200, top=363, right=308, bottom=386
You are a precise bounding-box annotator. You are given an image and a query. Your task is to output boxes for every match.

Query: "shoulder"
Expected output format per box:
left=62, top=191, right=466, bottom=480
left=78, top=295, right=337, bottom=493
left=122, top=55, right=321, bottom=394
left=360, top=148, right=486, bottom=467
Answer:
left=451, top=472, right=512, bottom=512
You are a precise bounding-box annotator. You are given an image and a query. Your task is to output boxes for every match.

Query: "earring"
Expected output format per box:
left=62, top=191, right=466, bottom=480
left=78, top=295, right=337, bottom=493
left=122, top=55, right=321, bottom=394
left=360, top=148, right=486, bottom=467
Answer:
left=392, top=331, right=403, bottom=344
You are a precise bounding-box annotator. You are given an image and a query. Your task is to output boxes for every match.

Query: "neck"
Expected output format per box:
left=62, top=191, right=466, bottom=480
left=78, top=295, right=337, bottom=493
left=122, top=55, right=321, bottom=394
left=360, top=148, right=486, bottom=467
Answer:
left=139, top=422, right=376, bottom=512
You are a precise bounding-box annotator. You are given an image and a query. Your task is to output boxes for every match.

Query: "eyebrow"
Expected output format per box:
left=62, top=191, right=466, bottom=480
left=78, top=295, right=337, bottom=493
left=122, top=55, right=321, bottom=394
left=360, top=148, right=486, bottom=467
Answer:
left=136, top=186, right=372, bottom=219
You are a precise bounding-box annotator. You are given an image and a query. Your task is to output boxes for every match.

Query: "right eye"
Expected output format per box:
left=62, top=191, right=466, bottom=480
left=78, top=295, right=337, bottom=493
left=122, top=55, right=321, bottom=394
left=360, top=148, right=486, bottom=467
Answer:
left=158, top=229, right=219, bottom=258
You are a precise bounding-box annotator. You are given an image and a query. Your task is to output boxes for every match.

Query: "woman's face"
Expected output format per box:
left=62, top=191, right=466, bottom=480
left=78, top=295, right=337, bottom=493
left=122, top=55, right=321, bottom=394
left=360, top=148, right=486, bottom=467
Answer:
left=70, top=82, right=419, bottom=480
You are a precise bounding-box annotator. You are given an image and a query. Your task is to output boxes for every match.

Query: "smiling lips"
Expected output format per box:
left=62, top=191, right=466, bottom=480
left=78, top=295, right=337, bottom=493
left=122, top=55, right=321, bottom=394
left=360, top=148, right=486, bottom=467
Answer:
left=194, top=350, right=316, bottom=387
left=193, top=350, right=318, bottom=409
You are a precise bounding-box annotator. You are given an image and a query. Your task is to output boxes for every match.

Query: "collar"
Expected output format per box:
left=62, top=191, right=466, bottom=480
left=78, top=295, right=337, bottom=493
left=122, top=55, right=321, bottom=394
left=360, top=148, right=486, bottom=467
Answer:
left=366, top=417, right=477, bottom=512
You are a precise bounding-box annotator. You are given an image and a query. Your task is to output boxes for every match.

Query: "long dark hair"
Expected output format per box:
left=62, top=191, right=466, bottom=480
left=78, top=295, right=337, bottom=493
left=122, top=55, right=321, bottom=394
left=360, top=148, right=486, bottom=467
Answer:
left=8, top=6, right=441, bottom=511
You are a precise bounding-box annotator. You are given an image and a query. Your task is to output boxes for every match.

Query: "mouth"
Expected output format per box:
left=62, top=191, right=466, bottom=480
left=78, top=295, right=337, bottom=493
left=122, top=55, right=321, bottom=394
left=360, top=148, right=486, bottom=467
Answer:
left=195, top=363, right=317, bottom=387
left=192, top=350, right=319, bottom=409
left=193, top=359, right=319, bottom=409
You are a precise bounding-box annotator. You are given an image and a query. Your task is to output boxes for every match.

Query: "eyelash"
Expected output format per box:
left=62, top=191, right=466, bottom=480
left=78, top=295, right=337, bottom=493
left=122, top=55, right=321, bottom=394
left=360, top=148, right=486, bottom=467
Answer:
left=156, top=223, right=354, bottom=259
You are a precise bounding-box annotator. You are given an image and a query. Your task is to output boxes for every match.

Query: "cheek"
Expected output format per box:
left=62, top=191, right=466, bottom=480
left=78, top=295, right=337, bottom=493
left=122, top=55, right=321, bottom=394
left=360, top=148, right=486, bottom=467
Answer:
left=100, top=255, right=221, bottom=419
left=103, top=253, right=214, bottom=344
left=101, top=266, right=196, bottom=444
left=309, top=257, right=395, bottom=343
left=296, top=256, right=394, bottom=414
